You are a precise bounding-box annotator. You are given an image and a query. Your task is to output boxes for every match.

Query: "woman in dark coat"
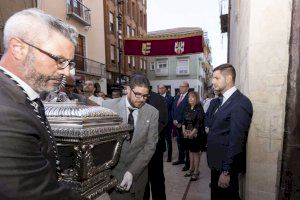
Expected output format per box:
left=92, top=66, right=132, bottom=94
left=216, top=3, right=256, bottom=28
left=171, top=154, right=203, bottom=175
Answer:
left=182, top=91, right=206, bottom=181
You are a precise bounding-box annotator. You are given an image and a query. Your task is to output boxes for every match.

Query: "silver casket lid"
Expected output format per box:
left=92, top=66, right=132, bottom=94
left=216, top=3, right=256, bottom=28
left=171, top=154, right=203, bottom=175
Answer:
left=44, top=101, right=132, bottom=140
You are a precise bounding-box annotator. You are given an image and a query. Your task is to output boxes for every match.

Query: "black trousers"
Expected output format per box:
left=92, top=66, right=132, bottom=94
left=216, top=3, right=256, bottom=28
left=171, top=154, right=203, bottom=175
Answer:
left=143, top=147, right=166, bottom=200
left=176, top=127, right=189, bottom=167
left=165, top=122, right=173, bottom=160
left=211, top=169, right=241, bottom=200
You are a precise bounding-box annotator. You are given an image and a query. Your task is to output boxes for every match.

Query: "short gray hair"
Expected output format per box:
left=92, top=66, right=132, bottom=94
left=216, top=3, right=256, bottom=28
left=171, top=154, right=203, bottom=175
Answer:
left=3, top=8, right=78, bottom=50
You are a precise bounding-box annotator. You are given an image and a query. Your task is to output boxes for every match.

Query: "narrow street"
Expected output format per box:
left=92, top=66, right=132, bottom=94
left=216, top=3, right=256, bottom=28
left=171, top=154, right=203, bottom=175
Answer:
left=164, top=138, right=210, bottom=200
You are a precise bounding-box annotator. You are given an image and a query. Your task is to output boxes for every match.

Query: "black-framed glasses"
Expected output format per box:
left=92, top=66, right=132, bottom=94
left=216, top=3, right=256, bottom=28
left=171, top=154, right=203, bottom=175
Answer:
left=21, top=39, right=76, bottom=70
left=131, top=88, right=149, bottom=99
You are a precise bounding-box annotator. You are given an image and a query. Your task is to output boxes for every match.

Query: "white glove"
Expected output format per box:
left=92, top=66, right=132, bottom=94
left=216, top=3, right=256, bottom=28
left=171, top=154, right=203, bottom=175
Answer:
left=120, top=171, right=133, bottom=191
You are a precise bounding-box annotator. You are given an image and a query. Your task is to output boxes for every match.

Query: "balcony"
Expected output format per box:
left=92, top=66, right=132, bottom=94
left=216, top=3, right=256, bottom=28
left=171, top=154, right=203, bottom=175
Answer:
left=155, top=68, right=168, bottom=76
left=67, top=0, right=91, bottom=26
left=176, top=66, right=189, bottom=75
left=74, top=55, right=106, bottom=77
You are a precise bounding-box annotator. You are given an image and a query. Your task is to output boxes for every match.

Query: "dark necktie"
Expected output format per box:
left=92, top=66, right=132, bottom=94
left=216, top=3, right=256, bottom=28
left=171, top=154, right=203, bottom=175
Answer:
left=214, top=95, right=224, bottom=114
left=34, top=98, right=47, bottom=122
left=128, top=107, right=135, bottom=141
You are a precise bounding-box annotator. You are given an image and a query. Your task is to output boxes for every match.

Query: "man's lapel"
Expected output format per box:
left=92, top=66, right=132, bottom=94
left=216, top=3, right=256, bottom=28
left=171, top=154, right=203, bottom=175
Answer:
left=131, top=105, right=146, bottom=144
left=118, top=96, right=127, bottom=123
left=216, top=90, right=240, bottom=113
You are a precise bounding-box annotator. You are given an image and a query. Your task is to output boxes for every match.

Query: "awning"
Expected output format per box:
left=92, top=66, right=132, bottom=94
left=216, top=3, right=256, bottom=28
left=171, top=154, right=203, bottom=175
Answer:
left=124, top=32, right=203, bottom=56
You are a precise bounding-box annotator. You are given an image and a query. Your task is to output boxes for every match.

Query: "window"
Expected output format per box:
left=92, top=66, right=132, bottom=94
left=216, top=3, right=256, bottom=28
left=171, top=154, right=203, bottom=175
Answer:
left=132, top=56, right=135, bottom=67
left=110, top=45, right=115, bottom=64
left=149, top=62, right=155, bottom=70
left=139, top=10, right=143, bottom=26
left=128, top=56, right=131, bottom=67
left=109, top=12, right=114, bottom=33
left=75, top=34, right=85, bottom=71
left=144, top=14, right=147, bottom=29
left=157, top=60, right=168, bottom=69
left=131, top=28, right=135, bottom=36
left=127, top=0, right=131, bottom=17
left=143, top=60, right=147, bottom=70
left=117, top=48, right=120, bottom=63
left=127, top=25, right=131, bottom=37
left=132, top=2, right=135, bottom=19
left=176, top=58, right=189, bottom=75
left=155, top=59, right=168, bottom=76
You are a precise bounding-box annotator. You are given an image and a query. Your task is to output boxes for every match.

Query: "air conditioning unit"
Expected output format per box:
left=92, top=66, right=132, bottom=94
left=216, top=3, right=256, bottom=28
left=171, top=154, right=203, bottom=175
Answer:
left=176, top=66, right=189, bottom=75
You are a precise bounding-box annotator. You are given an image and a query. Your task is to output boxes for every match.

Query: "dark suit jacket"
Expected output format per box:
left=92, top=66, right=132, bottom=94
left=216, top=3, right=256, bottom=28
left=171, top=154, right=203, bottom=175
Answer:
left=164, top=94, right=174, bottom=123
left=204, top=97, right=221, bottom=128
left=0, top=72, right=82, bottom=199
left=171, top=93, right=189, bottom=124
left=207, top=90, right=253, bottom=174
left=147, top=91, right=168, bottom=152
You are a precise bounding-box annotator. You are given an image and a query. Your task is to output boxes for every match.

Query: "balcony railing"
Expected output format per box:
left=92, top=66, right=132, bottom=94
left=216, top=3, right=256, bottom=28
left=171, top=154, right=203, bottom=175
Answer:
left=67, top=0, right=91, bottom=26
left=74, top=55, right=106, bottom=77
left=155, top=68, right=168, bottom=76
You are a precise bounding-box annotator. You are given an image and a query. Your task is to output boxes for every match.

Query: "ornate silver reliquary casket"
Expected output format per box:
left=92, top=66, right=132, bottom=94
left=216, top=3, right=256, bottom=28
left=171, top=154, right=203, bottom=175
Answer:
left=44, top=102, right=132, bottom=199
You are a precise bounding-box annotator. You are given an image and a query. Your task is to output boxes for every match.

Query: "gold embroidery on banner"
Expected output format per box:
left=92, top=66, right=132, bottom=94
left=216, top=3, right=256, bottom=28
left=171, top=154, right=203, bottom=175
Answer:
left=142, top=42, right=151, bottom=55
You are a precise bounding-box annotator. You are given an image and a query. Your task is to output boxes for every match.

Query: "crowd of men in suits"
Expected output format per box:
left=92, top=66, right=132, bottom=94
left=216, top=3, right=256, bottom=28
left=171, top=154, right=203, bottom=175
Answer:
left=0, top=8, right=253, bottom=200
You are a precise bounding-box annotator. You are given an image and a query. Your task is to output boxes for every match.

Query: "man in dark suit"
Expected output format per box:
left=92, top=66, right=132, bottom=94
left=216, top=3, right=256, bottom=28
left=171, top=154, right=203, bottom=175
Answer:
left=158, top=84, right=174, bottom=162
left=171, top=81, right=190, bottom=171
left=207, top=64, right=253, bottom=200
left=143, top=90, right=168, bottom=200
left=0, top=9, right=83, bottom=199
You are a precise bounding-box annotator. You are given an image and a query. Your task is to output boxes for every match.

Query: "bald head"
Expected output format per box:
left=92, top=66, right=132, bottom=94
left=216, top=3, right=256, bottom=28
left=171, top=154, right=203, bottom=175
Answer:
left=179, top=81, right=189, bottom=94
left=158, top=84, right=167, bottom=95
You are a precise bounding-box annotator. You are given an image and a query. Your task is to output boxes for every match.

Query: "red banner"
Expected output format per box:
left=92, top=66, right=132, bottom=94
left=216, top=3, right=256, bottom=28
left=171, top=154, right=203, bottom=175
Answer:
left=124, top=33, right=203, bottom=56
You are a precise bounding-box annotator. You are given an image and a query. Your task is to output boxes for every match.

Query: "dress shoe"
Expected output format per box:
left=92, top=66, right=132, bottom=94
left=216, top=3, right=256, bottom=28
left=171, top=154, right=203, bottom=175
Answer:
left=167, top=158, right=171, bottom=162
left=184, top=171, right=193, bottom=177
left=182, top=166, right=189, bottom=171
left=172, top=160, right=184, bottom=165
left=191, top=171, right=200, bottom=181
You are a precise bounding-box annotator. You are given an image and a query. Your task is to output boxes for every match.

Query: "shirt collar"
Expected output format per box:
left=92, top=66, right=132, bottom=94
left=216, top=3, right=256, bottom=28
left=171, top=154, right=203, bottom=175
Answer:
left=0, top=66, right=39, bottom=101
left=181, top=92, right=188, bottom=98
left=222, top=86, right=237, bottom=103
left=161, top=93, right=166, bottom=97
left=126, top=96, right=138, bottom=110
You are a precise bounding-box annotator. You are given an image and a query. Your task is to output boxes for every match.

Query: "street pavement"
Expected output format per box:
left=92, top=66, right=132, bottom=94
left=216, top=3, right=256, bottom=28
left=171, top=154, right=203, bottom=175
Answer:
left=164, top=138, right=211, bottom=200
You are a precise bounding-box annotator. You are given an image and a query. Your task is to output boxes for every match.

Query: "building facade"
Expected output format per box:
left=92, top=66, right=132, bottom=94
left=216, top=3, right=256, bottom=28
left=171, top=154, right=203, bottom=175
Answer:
left=103, top=0, right=147, bottom=95
left=225, top=0, right=300, bottom=199
left=146, top=28, right=212, bottom=99
left=0, top=0, right=107, bottom=92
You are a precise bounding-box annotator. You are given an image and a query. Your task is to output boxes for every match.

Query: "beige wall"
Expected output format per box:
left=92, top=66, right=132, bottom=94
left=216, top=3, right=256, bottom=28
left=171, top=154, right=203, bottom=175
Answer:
left=38, top=0, right=107, bottom=92
left=228, top=0, right=292, bottom=199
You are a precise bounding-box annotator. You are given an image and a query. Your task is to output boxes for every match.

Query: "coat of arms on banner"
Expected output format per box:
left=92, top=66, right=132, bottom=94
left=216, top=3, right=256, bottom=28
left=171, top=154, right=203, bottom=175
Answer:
left=174, top=41, right=185, bottom=54
left=142, top=42, right=151, bottom=55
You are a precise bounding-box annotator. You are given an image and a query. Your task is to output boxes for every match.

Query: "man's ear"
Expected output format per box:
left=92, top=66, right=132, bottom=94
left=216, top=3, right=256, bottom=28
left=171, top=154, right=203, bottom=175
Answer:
left=125, top=85, right=130, bottom=94
left=9, top=38, right=27, bottom=60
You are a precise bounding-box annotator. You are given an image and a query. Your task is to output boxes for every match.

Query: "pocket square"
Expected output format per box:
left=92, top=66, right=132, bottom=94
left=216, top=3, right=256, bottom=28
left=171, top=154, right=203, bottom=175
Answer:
left=146, top=120, right=150, bottom=123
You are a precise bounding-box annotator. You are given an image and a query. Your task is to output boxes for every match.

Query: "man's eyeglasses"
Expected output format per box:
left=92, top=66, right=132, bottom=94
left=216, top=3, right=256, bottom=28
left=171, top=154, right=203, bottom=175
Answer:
left=131, top=88, right=149, bottom=99
left=21, top=39, right=76, bottom=70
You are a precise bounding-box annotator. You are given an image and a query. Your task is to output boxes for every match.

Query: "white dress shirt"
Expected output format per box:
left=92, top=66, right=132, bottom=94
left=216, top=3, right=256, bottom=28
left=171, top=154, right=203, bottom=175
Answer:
left=125, top=97, right=139, bottom=127
left=221, top=86, right=237, bottom=105
left=0, top=66, right=39, bottom=101
left=89, top=95, right=104, bottom=106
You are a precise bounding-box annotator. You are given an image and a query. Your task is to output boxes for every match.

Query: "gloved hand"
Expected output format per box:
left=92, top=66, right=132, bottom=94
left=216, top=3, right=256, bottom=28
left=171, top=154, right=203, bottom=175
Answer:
left=120, top=171, right=133, bottom=191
